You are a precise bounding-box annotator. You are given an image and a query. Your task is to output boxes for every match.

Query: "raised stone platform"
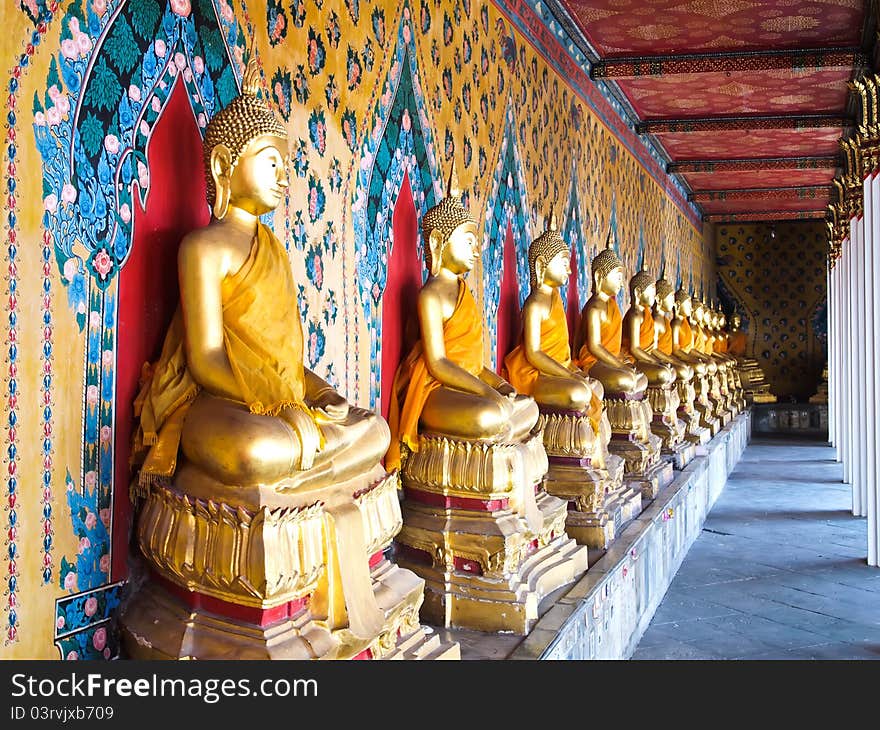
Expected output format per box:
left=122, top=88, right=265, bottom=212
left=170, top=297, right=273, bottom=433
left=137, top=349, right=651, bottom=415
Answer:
left=436, top=410, right=751, bottom=659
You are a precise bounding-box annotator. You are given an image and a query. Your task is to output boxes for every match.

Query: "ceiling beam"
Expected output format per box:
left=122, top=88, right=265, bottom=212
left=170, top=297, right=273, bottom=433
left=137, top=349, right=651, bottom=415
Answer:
left=591, top=48, right=865, bottom=79
left=668, top=156, right=840, bottom=174
left=703, top=211, right=828, bottom=223
left=689, top=186, right=832, bottom=202
left=638, top=114, right=852, bottom=134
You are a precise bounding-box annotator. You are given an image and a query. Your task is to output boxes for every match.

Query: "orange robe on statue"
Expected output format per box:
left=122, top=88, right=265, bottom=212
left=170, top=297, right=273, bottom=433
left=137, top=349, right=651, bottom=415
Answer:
left=577, top=297, right=623, bottom=370
left=657, top=315, right=673, bottom=356
left=386, top=279, right=484, bottom=471
left=503, top=291, right=602, bottom=428
left=622, top=306, right=655, bottom=356
left=678, top=317, right=694, bottom=352
left=131, top=223, right=318, bottom=489
left=729, top=331, right=747, bottom=356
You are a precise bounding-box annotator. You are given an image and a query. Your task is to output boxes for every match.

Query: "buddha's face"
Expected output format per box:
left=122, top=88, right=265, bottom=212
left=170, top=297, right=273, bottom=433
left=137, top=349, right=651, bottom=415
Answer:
left=660, top=291, right=675, bottom=313
left=598, top=265, right=625, bottom=297
left=442, top=221, right=480, bottom=274
left=637, top=283, right=656, bottom=308
left=694, top=304, right=705, bottom=324
left=543, top=249, right=571, bottom=287
left=732, top=315, right=741, bottom=329
left=720, top=315, right=727, bottom=329
left=679, top=297, right=692, bottom=317
left=227, top=133, right=289, bottom=216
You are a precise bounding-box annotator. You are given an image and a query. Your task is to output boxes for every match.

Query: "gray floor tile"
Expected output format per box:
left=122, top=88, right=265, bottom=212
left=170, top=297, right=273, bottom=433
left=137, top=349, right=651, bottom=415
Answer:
left=632, top=437, right=878, bottom=661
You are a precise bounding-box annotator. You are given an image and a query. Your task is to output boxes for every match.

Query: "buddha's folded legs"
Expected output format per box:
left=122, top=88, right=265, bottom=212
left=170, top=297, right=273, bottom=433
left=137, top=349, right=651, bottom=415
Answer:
left=531, top=374, right=593, bottom=412
left=587, top=361, right=647, bottom=396
left=634, top=360, right=675, bottom=387
left=419, top=387, right=538, bottom=443
left=181, top=393, right=390, bottom=488
left=181, top=392, right=302, bottom=486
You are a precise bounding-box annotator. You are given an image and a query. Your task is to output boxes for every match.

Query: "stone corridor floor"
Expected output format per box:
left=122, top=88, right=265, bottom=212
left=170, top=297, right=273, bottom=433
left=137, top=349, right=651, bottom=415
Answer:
left=632, top=437, right=880, bottom=660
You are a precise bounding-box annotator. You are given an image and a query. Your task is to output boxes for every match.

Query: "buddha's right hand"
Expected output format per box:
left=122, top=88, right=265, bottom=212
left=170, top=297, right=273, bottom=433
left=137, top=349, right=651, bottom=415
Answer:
left=280, top=405, right=322, bottom=470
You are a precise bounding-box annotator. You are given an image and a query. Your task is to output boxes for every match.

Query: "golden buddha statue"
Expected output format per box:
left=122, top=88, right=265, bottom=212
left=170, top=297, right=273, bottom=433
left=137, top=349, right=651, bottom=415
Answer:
left=575, top=243, right=671, bottom=502
left=694, top=299, right=733, bottom=426
left=710, top=307, right=745, bottom=413
left=502, top=215, right=630, bottom=553
left=389, top=167, right=588, bottom=634
left=653, top=278, right=711, bottom=449
left=727, top=313, right=776, bottom=404
left=671, top=289, right=721, bottom=435
left=622, top=271, right=693, bottom=470
left=120, top=59, right=458, bottom=660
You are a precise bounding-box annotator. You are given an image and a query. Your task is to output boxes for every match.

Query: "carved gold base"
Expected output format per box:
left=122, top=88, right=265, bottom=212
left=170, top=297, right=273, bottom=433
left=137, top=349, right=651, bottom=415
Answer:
left=621, top=459, right=675, bottom=501
left=646, top=384, right=686, bottom=457
left=664, top=440, right=697, bottom=470
left=396, top=431, right=588, bottom=633
left=537, top=409, right=618, bottom=551
left=119, top=557, right=459, bottom=660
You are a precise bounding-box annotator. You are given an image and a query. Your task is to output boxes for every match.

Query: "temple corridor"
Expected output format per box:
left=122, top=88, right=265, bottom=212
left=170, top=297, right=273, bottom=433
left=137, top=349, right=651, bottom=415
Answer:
left=632, top=438, right=880, bottom=660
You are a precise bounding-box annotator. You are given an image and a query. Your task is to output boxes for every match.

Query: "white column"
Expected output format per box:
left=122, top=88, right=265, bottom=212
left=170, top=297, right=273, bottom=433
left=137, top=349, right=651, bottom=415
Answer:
left=846, top=229, right=856, bottom=492
left=863, top=176, right=875, bottom=532
left=834, top=250, right=843, bottom=461
left=865, top=170, right=880, bottom=566
left=827, top=262, right=834, bottom=447
left=855, top=215, right=866, bottom=517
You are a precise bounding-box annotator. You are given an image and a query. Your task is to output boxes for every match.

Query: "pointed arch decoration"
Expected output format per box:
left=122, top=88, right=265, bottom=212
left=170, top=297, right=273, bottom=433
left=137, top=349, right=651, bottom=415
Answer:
left=32, top=0, right=246, bottom=655
left=351, top=5, right=442, bottom=408
left=482, top=100, right=531, bottom=368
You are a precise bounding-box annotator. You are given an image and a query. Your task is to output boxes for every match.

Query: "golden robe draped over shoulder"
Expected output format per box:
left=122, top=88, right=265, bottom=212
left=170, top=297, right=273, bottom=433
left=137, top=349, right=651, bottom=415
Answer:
left=131, top=223, right=311, bottom=488
left=657, top=315, right=673, bottom=355
left=678, top=317, right=694, bottom=352
left=729, top=330, right=747, bottom=356
left=622, top=306, right=655, bottom=355
left=714, top=334, right=728, bottom=353
left=503, top=291, right=571, bottom=394
left=386, top=279, right=483, bottom=471
left=503, top=291, right=602, bottom=430
left=577, top=298, right=623, bottom=370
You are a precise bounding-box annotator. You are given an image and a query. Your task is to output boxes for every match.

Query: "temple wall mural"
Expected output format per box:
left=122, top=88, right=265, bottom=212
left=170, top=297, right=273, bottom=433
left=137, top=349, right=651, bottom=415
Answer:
left=716, top=221, right=827, bottom=402
left=0, top=0, right=708, bottom=659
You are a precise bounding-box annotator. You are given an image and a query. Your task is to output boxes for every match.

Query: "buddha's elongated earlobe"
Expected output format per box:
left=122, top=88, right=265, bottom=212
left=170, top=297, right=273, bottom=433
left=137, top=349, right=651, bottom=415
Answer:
left=429, top=230, right=445, bottom=277
left=210, top=144, right=232, bottom=220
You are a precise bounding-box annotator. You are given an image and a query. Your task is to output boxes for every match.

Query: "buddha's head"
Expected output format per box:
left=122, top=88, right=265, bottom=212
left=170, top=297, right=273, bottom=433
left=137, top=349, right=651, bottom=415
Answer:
left=591, top=237, right=625, bottom=298
left=422, top=161, right=479, bottom=277
left=629, top=270, right=656, bottom=309
left=720, top=312, right=727, bottom=329
left=674, top=288, right=692, bottom=318
left=655, top=278, right=675, bottom=314
left=528, top=213, right=570, bottom=289
left=731, top=313, right=742, bottom=331
left=204, top=57, right=289, bottom=220
left=693, top=300, right=706, bottom=325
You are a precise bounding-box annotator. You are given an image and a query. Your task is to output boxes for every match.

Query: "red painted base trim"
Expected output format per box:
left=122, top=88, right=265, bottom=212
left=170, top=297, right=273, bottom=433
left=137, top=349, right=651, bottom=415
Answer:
left=152, top=572, right=309, bottom=628
left=404, top=486, right=510, bottom=512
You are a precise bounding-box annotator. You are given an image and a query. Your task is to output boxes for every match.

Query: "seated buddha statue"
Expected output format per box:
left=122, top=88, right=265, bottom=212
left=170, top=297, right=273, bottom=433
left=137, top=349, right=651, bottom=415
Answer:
left=653, top=277, right=709, bottom=448
left=385, top=167, right=537, bottom=472
left=671, top=289, right=721, bottom=434
left=388, top=170, right=587, bottom=633
left=575, top=244, right=648, bottom=396
left=726, top=313, right=775, bottom=403
left=503, top=214, right=603, bottom=421
left=575, top=243, right=671, bottom=501
left=621, top=270, right=676, bottom=387
left=651, top=277, right=694, bottom=383
left=122, top=59, right=438, bottom=660
left=503, top=216, right=626, bottom=548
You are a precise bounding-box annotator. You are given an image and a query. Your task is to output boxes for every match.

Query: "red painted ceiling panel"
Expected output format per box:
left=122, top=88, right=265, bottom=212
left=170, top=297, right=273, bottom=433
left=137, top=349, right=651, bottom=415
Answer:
left=700, top=196, right=832, bottom=214
left=681, top=168, right=837, bottom=191
left=562, top=0, right=864, bottom=56
left=656, top=127, right=844, bottom=160
left=618, top=67, right=852, bottom=118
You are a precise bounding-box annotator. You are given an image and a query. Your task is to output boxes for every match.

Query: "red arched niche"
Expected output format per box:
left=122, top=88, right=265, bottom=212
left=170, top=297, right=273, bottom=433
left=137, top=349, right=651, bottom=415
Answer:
left=112, top=81, right=209, bottom=578
left=495, top=222, right=520, bottom=373
left=565, top=245, right=580, bottom=345
left=380, top=171, right=422, bottom=423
